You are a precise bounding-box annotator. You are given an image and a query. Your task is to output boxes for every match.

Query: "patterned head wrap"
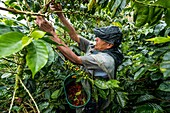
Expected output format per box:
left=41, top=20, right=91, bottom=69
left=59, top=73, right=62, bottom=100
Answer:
left=93, top=26, right=122, bottom=46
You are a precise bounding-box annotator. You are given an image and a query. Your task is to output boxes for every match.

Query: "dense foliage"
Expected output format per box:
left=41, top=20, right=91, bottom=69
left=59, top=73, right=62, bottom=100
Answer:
left=0, top=0, right=170, bottom=113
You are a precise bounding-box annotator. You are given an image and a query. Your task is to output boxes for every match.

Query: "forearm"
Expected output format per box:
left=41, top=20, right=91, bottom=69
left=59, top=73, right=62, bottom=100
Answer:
left=51, top=32, right=82, bottom=64
left=58, top=46, right=81, bottom=64
left=57, top=14, right=80, bottom=43
left=35, top=15, right=81, bottom=63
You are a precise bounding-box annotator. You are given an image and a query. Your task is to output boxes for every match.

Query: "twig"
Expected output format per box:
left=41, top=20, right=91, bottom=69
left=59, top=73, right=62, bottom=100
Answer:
left=8, top=56, right=25, bottom=113
left=0, top=70, right=17, bottom=74
left=8, top=74, right=19, bottom=113
left=19, top=77, right=40, bottom=113
left=16, top=0, right=31, bottom=28
left=24, top=101, right=36, bottom=113
left=0, top=6, right=112, bottom=22
left=42, top=1, right=52, bottom=13
left=0, top=6, right=45, bottom=16
left=2, top=58, right=21, bottom=65
left=23, top=0, right=31, bottom=11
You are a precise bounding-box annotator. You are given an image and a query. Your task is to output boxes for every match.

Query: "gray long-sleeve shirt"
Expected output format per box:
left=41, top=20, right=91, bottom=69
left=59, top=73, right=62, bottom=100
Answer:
left=79, top=36, right=116, bottom=79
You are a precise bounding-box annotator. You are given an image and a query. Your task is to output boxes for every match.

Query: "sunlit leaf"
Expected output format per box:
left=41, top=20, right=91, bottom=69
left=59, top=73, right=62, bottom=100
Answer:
left=94, top=79, right=120, bottom=89
left=22, top=36, right=33, bottom=47
left=146, top=36, right=170, bottom=44
left=112, top=22, right=122, bottom=28
left=0, top=32, right=24, bottom=58
left=26, top=40, right=48, bottom=78
left=31, top=30, right=46, bottom=40
left=94, top=79, right=109, bottom=89
left=51, top=88, right=63, bottom=99
left=107, top=79, right=120, bottom=88
left=88, top=0, right=96, bottom=11
left=1, top=73, right=12, bottom=79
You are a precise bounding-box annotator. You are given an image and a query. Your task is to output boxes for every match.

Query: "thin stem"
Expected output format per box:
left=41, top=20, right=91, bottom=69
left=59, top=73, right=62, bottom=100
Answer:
left=0, top=6, right=45, bottom=16
left=0, top=6, right=112, bottom=22
left=23, top=0, right=31, bottom=11
left=8, top=54, right=26, bottom=113
left=2, top=58, right=21, bottom=65
left=55, top=49, right=66, bottom=61
left=19, top=77, right=40, bottom=113
left=8, top=74, right=19, bottom=113
left=0, top=70, right=17, bottom=74
left=24, top=101, right=36, bottom=113
left=16, top=0, right=31, bottom=28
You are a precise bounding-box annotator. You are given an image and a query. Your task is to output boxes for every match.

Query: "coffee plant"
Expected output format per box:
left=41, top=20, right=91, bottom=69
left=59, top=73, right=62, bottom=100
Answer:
left=0, top=0, right=170, bottom=113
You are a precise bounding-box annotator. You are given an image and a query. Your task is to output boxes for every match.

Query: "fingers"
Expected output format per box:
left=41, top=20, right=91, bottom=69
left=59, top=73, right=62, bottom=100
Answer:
left=50, top=4, right=56, bottom=11
left=36, top=16, right=43, bottom=20
left=35, top=17, right=55, bottom=34
left=35, top=18, right=40, bottom=26
left=34, top=10, right=55, bottom=34
left=56, top=2, right=62, bottom=10
left=50, top=2, right=62, bottom=11
left=56, top=3, right=61, bottom=7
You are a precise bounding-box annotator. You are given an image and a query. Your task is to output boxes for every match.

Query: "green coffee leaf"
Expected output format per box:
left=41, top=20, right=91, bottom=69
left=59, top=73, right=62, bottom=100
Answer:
left=94, top=79, right=120, bottom=89
left=51, top=88, right=63, bottom=99
left=88, top=0, right=96, bottom=11
left=0, top=24, right=12, bottom=35
left=146, top=36, right=170, bottom=44
left=0, top=32, right=24, bottom=58
left=158, top=81, right=170, bottom=92
left=26, top=40, right=48, bottom=78
left=134, top=67, right=147, bottom=80
left=165, top=8, right=170, bottom=27
left=31, top=30, right=46, bottom=40
left=160, top=51, right=170, bottom=78
left=116, top=91, right=127, bottom=108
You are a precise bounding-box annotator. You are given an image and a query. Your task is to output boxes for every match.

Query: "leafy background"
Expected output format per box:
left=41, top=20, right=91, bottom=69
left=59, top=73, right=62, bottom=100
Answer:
left=0, top=0, right=170, bottom=113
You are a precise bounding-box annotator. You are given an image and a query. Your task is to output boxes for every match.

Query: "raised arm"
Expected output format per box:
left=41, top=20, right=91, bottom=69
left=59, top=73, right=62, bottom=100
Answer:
left=35, top=16, right=82, bottom=64
left=50, top=2, right=80, bottom=43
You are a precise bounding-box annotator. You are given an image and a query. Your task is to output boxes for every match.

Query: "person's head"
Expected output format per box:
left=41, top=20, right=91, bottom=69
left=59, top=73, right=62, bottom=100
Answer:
left=93, top=26, right=122, bottom=51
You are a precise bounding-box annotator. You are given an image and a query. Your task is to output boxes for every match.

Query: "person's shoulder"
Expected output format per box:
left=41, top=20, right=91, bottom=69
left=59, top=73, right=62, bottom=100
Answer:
left=91, top=52, right=115, bottom=64
left=97, top=52, right=113, bottom=58
left=91, top=52, right=115, bottom=73
left=79, top=35, right=94, bottom=43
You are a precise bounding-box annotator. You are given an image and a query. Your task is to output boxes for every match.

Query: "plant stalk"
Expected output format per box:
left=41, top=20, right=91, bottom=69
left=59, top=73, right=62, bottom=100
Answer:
left=0, top=6, right=45, bottom=16
left=0, top=6, right=112, bottom=22
left=19, top=77, right=40, bottom=113
left=8, top=57, right=25, bottom=113
left=8, top=74, right=19, bottom=113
